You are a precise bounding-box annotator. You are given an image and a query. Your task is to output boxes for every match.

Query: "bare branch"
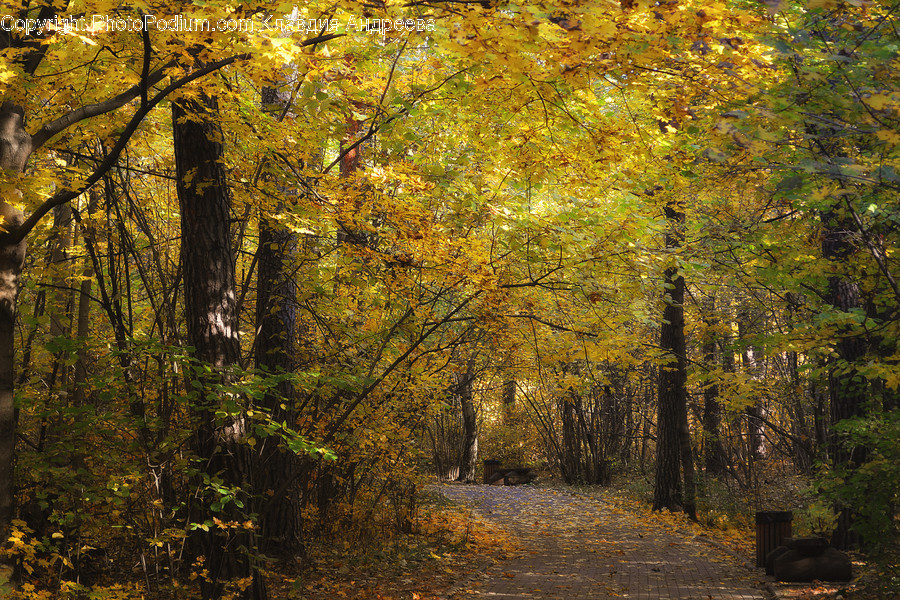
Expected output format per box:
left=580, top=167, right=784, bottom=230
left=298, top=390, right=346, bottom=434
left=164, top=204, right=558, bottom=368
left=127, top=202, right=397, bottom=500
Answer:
left=6, top=54, right=249, bottom=245
left=323, top=68, right=467, bottom=174
left=30, top=30, right=342, bottom=152
left=30, top=63, right=172, bottom=151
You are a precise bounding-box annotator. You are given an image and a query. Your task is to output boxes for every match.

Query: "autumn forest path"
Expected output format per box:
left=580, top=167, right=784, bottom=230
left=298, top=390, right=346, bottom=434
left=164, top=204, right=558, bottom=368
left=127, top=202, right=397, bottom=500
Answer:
left=434, top=484, right=768, bottom=600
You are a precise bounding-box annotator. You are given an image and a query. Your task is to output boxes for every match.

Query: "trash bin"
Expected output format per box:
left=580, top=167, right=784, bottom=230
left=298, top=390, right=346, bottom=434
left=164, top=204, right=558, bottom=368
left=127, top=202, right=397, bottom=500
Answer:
left=483, top=459, right=501, bottom=484
left=756, top=511, right=793, bottom=567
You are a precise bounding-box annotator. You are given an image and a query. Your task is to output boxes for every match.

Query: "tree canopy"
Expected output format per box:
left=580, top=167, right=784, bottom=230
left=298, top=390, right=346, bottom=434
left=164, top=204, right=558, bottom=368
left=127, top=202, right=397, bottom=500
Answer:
left=1, top=0, right=898, bottom=597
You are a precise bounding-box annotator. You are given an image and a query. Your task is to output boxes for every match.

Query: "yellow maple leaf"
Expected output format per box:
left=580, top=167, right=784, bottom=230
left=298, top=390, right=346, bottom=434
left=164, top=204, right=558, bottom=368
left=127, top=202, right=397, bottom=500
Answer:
left=806, top=0, right=840, bottom=8
left=867, top=93, right=897, bottom=110
left=875, top=130, right=900, bottom=145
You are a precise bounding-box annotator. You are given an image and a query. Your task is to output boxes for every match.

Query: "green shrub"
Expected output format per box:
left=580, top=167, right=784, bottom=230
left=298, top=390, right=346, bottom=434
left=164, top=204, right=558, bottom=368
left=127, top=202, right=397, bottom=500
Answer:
left=820, top=408, right=900, bottom=555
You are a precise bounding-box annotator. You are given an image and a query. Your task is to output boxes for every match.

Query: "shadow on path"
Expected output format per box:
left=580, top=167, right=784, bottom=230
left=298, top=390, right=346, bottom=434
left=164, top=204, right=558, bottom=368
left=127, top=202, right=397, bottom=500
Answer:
left=435, top=484, right=767, bottom=600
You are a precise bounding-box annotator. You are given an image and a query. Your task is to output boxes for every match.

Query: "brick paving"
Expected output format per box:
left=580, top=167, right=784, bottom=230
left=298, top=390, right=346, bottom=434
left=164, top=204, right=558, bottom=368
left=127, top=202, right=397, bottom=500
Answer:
left=436, top=485, right=768, bottom=600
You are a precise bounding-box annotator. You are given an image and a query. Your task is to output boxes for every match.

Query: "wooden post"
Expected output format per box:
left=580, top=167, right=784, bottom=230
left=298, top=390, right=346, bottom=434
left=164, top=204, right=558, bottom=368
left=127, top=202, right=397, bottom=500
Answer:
left=483, top=460, right=501, bottom=484
left=756, top=511, right=793, bottom=567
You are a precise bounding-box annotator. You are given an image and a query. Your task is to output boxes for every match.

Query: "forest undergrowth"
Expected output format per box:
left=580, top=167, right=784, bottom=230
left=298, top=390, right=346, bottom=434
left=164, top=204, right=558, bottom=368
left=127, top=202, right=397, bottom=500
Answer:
left=272, top=487, right=516, bottom=600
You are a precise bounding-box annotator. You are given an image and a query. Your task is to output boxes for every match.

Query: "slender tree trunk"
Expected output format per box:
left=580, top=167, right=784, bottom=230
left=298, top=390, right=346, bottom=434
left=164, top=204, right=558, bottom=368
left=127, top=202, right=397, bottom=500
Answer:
left=653, top=275, right=683, bottom=510
left=702, top=367, right=727, bottom=476
left=738, top=312, right=765, bottom=460
left=825, top=275, right=867, bottom=462
left=578, top=390, right=605, bottom=484
left=337, top=117, right=366, bottom=246
left=785, top=296, right=814, bottom=473
left=560, top=396, right=580, bottom=483
left=678, top=381, right=697, bottom=520
left=502, top=379, right=515, bottom=423
left=701, top=297, right=727, bottom=476
left=0, top=226, right=24, bottom=581
left=47, top=205, right=74, bottom=341
left=639, top=364, right=655, bottom=471
left=787, top=350, right=813, bottom=473
left=621, top=384, right=634, bottom=467
left=42, top=204, right=76, bottom=448
left=72, top=188, right=100, bottom=408
left=173, top=89, right=261, bottom=599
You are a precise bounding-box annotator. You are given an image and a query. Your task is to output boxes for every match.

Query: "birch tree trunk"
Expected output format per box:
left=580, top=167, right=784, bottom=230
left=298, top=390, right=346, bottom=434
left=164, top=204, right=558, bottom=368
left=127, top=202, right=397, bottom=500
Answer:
left=0, top=103, right=31, bottom=581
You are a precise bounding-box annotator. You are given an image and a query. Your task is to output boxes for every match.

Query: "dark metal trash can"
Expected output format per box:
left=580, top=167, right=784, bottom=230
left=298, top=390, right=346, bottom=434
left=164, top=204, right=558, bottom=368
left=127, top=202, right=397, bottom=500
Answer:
left=483, top=459, right=501, bottom=484
left=756, top=511, right=792, bottom=567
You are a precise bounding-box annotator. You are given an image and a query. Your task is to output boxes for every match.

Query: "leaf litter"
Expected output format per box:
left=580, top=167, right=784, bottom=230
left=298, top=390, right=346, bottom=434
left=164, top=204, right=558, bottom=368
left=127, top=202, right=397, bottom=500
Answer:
left=274, top=482, right=892, bottom=599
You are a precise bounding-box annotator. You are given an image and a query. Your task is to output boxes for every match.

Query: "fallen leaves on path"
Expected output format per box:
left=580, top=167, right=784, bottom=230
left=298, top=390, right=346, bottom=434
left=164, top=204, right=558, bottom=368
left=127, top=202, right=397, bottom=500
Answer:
left=436, top=482, right=767, bottom=599
left=269, top=491, right=517, bottom=600
left=268, top=483, right=891, bottom=600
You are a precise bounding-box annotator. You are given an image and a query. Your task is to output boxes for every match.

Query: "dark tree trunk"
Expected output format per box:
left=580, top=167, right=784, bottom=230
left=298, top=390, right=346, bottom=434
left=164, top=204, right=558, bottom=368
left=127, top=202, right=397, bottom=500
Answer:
left=653, top=265, right=684, bottom=511
left=738, top=312, right=765, bottom=460
left=825, top=272, right=867, bottom=463
left=502, top=379, right=515, bottom=423
left=702, top=300, right=727, bottom=477
left=175, top=95, right=241, bottom=371
left=621, top=384, right=634, bottom=467
left=653, top=202, right=694, bottom=519
left=639, top=364, right=655, bottom=471
left=678, top=383, right=697, bottom=520
left=580, top=388, right=608, bottom=484
left=560, top=396, right=580, bottom=483
left=254, top=216, right=303, bottom=557
left=821, top=211, right=868, bottom=550
left=455, top=364, right=478, bottom=483
left=502, top=380, right=516, bottom=406
left=72, top=188, right=100, bottom=408
left=173, top=91, right=262, bottom=599
left=787, top=350, right=814, bottom=473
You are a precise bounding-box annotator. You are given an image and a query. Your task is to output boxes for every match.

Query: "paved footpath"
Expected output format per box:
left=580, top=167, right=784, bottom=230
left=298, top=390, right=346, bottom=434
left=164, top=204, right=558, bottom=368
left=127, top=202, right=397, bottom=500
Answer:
left=435, top=484, right=768, bottom=600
